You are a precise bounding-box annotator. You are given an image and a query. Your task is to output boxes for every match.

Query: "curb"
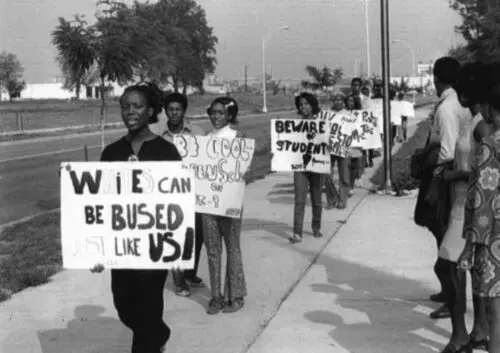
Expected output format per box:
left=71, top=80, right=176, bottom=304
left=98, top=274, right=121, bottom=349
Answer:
left=0, top=209, right=60, bottom=233
left=0, top=108, right=293, bottom=142
left=242, top=188, right=370, bottom=353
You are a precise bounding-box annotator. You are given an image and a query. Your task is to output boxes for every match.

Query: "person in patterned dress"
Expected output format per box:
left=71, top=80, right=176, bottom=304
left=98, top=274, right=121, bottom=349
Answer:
left=435, top=62, right=491, bottom=353
left=460, top=62, right=500, bottom=353
left=201, top=97, right=250, bottom=315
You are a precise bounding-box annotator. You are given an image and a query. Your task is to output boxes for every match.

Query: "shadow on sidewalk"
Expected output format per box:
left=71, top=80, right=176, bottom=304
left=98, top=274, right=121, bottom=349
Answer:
left=37, top=305, right=128, bottom=353
left=244, top=218, right=293, bottom=240
left=261, top=232, right=450, bottom=352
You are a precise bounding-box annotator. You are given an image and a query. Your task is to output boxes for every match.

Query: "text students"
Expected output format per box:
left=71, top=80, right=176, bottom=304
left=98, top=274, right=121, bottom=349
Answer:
left=289, top=92, right=324, bottom=244
left=161, top=92, right=206, bottom=297
left=91, top=83, right=181, bottom=353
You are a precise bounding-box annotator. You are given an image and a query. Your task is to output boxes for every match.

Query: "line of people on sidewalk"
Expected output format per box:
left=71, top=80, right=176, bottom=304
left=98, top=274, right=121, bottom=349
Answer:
left=289, top=78, right=414, bottom=243
left=90, top=84, right=249, bottom=353
left=414, top=56, right=500, bottom=353
left=82, top=78, right=414, bottom=353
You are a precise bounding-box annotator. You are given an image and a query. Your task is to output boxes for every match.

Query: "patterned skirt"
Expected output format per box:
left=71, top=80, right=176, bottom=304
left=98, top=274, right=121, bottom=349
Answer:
left=472, top=244, right=500, bottom=297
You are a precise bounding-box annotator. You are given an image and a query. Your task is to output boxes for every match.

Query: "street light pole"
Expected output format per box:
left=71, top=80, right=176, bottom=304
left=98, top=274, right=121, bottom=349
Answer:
left=362, top=0, right=371, bottom=77
left=380, top=0, right=392, bottom=193
left=392, top=39, right=416, bottom=78
left=262, top=26, right=289, bottom=113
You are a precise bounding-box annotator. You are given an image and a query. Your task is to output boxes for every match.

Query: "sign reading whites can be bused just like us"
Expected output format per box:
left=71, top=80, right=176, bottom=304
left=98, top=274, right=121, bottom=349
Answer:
left=60, top=162, right=195, bottom=270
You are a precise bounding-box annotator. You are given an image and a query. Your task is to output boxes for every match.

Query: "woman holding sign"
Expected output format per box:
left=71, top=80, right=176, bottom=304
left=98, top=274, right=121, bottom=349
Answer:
left=202, top=96, right=250, bottom=315
left=323, top=92, right=350, bottom=209
left=289, top=92, right=324, bottom=243
left=345, top=94, right=365, bottom=197
left=92, top=82, right=181, bottom=353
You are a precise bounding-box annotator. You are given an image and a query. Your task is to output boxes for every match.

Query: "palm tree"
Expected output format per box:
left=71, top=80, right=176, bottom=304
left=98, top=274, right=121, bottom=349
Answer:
left=51, top=16, right=94, bottom=100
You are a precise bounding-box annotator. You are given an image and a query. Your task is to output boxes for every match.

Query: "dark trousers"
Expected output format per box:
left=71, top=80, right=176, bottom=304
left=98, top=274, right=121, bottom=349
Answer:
left=324, top=155, right=350, bottom=205
left=362, top=149, right=374, bottom=165
left=111, top=269, right=170, bottom=353
left=175, top=213, right=203, bottom=282
left=401, top=116, right=408, bottom=141
left=294, top=171, right=323, bottom=235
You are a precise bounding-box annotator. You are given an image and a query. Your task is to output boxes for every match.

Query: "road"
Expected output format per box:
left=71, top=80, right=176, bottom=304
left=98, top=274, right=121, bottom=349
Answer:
left=0, top=107, right=428, bottom=226
left=0, top=110, right=296, bottom=225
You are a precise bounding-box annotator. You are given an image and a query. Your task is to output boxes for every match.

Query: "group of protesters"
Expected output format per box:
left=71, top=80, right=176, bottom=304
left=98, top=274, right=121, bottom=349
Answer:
left=90, top=83, right=249, bottom=353
left=414, top=56, right=500, bottom=353
left=289, top=77, right=414, bottom=243
left=84, top=73, right=417, bottom=352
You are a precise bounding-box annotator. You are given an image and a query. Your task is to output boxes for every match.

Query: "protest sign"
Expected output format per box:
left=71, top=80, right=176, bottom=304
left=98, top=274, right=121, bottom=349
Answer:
left=351, top=110, right=382, bottom=150
left=174, top=135, right=255, bottom=219
left=327, top=110, right=364, bottom=157
left=391, top=100, right=405, bottom=125
left=370, top=98, right=384, bottom=134
left=271, top=118, right=331, bottom=173
left=60, top=162, right=195, bottom=270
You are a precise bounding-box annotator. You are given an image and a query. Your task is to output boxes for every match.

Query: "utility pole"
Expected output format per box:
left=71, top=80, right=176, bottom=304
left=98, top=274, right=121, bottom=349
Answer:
left=380, top=0, right=393, bottom=193
left=244, top=65, right=248, bottom=91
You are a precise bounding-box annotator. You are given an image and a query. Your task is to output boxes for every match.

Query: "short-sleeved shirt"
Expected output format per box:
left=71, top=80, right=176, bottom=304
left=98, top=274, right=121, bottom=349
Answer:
left=428, top=88, right=471, bottom=163
left=100, top=136, right=182, bottom=162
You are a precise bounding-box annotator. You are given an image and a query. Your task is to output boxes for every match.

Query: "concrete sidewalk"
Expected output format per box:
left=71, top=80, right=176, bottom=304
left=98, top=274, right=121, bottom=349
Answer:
left=246, top=193, right=475, bottom=353
left=0, top=108, right=432, bottom=353
left=0, top=171, right=368, bottom=353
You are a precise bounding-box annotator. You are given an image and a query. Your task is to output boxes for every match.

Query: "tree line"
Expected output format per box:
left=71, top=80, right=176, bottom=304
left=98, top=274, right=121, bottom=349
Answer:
left=448, top=0, right=500, bottom=63
left=0, top=52, right=26, bottom=101
left=51, top=0, right=218, bottom=101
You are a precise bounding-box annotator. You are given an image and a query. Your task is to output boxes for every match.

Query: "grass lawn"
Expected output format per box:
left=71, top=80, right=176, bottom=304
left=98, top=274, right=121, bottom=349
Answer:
left=0, top=131, right=273, bottom=303
left=0, top=92, right=295, bottom=133
left=370, top=119, right=431, bottom=191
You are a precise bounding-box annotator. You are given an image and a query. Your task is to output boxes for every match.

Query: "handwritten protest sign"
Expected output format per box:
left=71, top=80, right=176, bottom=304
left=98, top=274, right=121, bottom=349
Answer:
left=326, top=110, right=363, bottom=157
left=271, top=118, right=331, bottom=173
left=174, top=135, right=255, bottom=219
left=391, top=100, right=405, bottom=125
left=351, top=110, right=382, bottom=150
left=60, top=162, right=195, bottom=270
left=370, top=99, right=384, bottom=134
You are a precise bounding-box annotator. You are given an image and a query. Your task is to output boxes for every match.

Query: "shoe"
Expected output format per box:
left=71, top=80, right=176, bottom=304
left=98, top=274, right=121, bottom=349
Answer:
left=470, top=337, right=488, bottom=351
left=289, top=233, right=303, bottom=244
left=430, top=292, right=446, bottom=303
left=185, top=276, right=205, bottom=288
left=440, top=342, right=472, bottom=353
left=336, top=202, right=346, bottom=209
left=313, top=230, right=323, bottom=238
left=323, top=201, right=336, bottom=210
left=430, top=304, right=450, bottom=319
left=207, top=296, right=225, bottom=315
left=348, top=190, right=354, bottom=197
left=369, top=160, right=374, bottom=167
left=223, top=298, right=245, bottom=313
left=175, top=284, right=191, bottom=297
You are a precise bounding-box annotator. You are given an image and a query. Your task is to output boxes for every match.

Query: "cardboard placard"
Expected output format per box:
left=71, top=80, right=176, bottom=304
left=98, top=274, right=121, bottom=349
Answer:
left=60, top=162, right=195, bottom=270
left=271, top=118, right=331, bottom=173
left=174, top=135, right=254, bottom=219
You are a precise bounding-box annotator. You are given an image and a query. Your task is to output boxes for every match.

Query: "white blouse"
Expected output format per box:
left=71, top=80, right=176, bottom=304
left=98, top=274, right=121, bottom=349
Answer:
left=207, top=124, right=237, bottom=138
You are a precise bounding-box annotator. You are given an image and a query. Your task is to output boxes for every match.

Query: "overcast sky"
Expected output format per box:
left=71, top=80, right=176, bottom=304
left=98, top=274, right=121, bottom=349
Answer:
left=0, top=0, right=463, bottom=83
